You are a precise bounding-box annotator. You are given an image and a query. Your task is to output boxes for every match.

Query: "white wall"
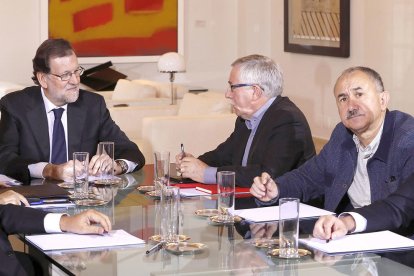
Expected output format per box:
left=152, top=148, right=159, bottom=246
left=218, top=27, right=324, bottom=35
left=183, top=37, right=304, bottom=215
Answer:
left=1, top=0, right=414, bottom=139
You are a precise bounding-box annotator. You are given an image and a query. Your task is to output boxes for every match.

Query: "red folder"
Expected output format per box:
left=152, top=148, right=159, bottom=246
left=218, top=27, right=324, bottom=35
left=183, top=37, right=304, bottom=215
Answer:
left=171, top=183, right=251, bottom=195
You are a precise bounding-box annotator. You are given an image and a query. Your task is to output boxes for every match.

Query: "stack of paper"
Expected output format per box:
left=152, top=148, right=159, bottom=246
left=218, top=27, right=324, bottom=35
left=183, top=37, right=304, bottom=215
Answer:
left=230, top=203, right=334, bottom=222
left=300, top=230, right=414, bottom=254
left=26, top=229, right=145, bottom=251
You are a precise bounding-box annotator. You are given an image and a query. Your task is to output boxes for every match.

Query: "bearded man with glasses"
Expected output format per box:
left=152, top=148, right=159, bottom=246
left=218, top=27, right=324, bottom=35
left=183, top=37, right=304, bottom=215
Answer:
left=176, top=54, right=315, bottom=187
left=0, top=38, right=145, bottom=184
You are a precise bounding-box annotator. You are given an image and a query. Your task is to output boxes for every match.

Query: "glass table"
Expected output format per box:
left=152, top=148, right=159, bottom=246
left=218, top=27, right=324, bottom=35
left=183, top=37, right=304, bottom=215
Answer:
left=21, top=165, right=414, bottom=275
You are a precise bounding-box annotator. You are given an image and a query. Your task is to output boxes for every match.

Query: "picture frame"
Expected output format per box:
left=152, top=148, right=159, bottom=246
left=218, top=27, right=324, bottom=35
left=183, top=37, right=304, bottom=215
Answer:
left=40, top=0, right=184, bottom=63
left=284, top=0, right=350, bottom=57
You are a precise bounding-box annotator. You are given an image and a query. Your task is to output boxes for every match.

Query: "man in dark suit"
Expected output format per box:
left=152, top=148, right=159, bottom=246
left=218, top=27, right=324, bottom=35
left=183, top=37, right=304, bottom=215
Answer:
left=0, top=201, right=111, bottom=276
left=175, top=55, right=315, bottom=187
left=0, top=39, right=145, bottom=184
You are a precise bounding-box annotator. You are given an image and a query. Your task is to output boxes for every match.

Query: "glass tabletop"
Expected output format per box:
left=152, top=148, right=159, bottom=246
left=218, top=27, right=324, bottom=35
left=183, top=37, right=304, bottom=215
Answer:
left=22, top=165, right=414, bottom=275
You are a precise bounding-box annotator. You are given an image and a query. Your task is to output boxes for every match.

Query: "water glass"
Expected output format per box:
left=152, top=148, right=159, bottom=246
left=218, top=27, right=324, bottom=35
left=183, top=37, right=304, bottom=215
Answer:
left=96, top=142, right=114, bottom=184
left=160, top=186, right=180, bottom=243
left=73, top=152, right=89, bottom=199
left=217, top=171, right=235, bottom=223
left=154, top=151, right=170, bottom=190
left=279, top=198, right=300, bottom=258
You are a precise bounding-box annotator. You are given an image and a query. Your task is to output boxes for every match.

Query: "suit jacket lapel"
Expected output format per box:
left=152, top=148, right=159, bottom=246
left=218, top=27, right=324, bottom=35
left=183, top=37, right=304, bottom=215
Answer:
left=67, top=103, right=86, bottom=158
left=26, top=91, right=50, bottom=161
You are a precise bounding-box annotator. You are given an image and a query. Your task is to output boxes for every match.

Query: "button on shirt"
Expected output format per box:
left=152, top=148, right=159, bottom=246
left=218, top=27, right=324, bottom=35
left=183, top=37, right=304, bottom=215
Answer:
left=203, top=97, right=276, bottom=183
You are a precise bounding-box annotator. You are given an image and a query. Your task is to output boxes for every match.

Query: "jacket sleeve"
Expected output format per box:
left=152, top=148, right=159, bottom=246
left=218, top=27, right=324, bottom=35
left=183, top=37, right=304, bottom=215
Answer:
left=0, top=204, right=47, bottom=235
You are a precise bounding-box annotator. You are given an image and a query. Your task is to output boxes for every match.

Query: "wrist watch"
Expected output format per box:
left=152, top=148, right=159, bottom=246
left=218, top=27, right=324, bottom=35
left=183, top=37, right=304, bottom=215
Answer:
left=115, top=160, right=128, bottom=174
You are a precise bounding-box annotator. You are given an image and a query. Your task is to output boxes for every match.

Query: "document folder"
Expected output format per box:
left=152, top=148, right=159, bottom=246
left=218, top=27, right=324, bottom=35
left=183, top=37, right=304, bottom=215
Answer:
left=80, top=61, right=127, bottom=91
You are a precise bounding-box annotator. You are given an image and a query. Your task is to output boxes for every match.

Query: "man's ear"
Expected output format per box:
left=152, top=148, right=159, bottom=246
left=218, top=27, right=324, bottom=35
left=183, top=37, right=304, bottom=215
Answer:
left=252, top=85, right=263, bottom=101
left=380, top=91, right=390, bottom=110
left=37, top=72, right=48, bottom=88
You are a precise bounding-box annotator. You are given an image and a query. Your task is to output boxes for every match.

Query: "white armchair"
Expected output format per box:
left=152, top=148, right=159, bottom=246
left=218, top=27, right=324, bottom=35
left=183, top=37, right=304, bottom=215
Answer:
left=140, top=91, right=236, bottom=163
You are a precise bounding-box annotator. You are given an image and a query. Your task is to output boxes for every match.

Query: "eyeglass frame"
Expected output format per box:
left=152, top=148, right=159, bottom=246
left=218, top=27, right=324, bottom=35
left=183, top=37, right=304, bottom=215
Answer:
left=228, top=82, right=264, bottom=92
left=48, top=66, right=85, bottom=82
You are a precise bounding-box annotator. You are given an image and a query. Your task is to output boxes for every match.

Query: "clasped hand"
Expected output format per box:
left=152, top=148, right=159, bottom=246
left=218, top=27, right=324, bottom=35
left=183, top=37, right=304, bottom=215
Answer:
left=175, top=152, right=208, bottom=183
left=250, top=172, right=278, bottom=202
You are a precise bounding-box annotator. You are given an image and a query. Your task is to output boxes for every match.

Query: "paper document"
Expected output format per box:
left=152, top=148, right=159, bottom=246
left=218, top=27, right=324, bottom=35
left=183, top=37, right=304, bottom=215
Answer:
left=230, top=203, right=334, bottom=222
left=300, top=230, right=414, bottom=254
left=26, top=229, right=145, bottom=251
left=180, top=188, right=211, bottom=197
left=0, top=174, right=22, bottom=186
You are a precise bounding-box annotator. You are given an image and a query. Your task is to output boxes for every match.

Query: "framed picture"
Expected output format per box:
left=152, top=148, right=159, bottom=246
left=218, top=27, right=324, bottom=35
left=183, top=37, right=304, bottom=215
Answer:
left=284, top=0, right=350, bottom=57
left=40, top=0, right=184, bottom=63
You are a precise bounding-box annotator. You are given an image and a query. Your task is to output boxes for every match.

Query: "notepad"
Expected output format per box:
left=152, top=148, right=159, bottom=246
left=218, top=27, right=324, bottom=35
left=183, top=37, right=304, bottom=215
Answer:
left=230, top=203, right=334, bottom=222
left=26, top=229, right=145, bottom=251
left=300, top=230, right=414, bottom=254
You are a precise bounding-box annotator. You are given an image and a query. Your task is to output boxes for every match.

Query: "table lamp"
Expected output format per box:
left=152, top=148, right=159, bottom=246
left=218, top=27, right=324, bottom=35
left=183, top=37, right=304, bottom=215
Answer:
left=157, top=52, right=186, bottom=105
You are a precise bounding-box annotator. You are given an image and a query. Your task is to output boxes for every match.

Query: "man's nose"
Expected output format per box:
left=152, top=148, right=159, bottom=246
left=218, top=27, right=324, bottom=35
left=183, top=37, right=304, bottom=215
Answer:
left=225, top=90, right=232, bottom=99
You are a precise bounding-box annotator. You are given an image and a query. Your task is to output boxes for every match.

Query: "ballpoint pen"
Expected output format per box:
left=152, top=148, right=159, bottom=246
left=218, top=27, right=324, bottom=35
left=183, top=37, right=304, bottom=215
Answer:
left=180, top=143, right=185, bottom=183
left=146, top=242, right=164, bottom=255
left=29, top=198, right=70, bottom=205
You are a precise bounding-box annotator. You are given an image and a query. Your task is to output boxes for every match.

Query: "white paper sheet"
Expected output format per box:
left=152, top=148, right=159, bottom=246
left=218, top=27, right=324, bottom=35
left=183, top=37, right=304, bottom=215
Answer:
left=29, top=202, right=76, bottom=209
left=26, top=229, right=145, bottom=251
left=230, top=203, right=334, bottom=222
left=180, top=188, right=210, bottom=197
left=300, top=230, right=414, bottom=254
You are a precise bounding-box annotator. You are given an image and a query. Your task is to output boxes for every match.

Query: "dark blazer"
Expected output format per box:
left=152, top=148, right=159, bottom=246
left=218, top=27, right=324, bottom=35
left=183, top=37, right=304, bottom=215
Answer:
left=274, top=110, right=414, bottom=213
left=0, top=204, right=47, bottom=276
left=0, top=86, right=145, bottom=183
left=353, top=173, right=414, bottom=235
left=198, top=96, right=315, bottom=187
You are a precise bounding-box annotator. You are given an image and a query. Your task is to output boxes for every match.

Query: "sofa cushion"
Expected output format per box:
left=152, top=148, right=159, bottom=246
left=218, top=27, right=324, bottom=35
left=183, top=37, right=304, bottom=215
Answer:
left=132, top=79, right=188, bottom=99
left=178, top=92, right=232, bottom=116
left=112, top=79, right=157, bottom=100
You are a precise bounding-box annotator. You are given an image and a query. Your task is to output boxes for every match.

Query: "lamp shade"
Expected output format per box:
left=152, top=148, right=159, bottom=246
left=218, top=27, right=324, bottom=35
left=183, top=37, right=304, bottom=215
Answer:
left=157, top=52, right=186, bottom=73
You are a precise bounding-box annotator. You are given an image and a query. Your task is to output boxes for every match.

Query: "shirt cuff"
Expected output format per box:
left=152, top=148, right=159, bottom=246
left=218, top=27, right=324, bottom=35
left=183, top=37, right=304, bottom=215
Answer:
left=254, top=195, right=279, bottom=207
left=203, top=167, right=217, bottom=184
left=44, top=213, right=66, bottom=233
left=339, top=212, right=367, bottom=233
left=28, top=162, right=49, bottom=179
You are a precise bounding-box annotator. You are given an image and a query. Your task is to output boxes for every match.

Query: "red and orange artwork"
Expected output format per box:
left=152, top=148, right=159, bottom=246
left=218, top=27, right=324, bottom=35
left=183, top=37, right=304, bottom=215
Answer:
left=48, top=0, right=178, bottom=57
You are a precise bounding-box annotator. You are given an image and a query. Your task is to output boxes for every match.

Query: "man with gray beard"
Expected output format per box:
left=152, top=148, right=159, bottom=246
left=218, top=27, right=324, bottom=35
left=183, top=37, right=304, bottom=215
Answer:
left=0, top=39, right=145, bottom=184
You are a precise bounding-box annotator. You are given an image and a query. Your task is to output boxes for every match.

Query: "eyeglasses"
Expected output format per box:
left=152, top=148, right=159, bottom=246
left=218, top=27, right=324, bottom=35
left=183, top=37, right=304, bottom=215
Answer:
left=228, top=82, right=264, bottom=92
left=49, top=67, right=85, bottom=81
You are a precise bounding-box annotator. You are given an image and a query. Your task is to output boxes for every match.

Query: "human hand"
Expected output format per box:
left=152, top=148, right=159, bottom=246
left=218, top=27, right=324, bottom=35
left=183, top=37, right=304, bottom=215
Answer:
left=175, top=152, right=194, bottom=174
left=0, top=190, right=29, bottom=206
left=178, top=156, right=207, bottom=183
left=250, top=172, right=278, bottom=201
left=250, top=222, right=278, bottom=239
left=313, top=215, right=354, bottom=240
left=43, top=161, right=75, bottom=182
left=60, top=209, right=112, bottom=235
left=89, top=154, right=112, bottom=176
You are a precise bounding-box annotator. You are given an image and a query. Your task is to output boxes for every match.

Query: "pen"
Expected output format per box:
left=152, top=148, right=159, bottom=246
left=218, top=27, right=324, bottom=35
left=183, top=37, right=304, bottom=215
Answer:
left=29, top=198, right=70, bottom=205
left=146, top=242, right=164, bottom=255
left=179, top=143, right=185, bottom=183
left=180, top=143, right=185, bottom=159
left=196, top=186, right=212, bottom=194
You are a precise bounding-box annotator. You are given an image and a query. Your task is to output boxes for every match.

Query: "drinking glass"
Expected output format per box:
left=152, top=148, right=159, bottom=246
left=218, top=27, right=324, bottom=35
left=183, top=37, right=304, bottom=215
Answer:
left=279, top=198, right=300, bottom=258
left=160, top=186, right=180, bottom=243
left=154, top=151, right=170, bottom=191
left=73, top=152, right=89, bottom=199
left=96, top=142, right=114, bottom=185
left=217, top=171, right=235, bottom=223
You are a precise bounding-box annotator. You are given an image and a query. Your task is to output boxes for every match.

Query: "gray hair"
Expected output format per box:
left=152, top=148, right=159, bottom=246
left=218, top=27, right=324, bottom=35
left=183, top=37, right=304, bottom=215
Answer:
left=231, top=54, right=283, bottom=98
left=336, top=66, right=385, bottom=93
